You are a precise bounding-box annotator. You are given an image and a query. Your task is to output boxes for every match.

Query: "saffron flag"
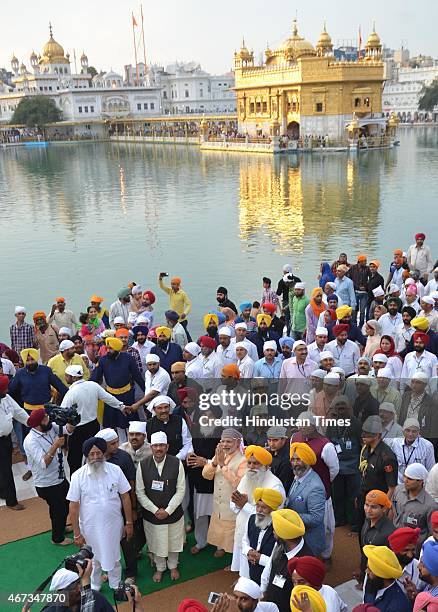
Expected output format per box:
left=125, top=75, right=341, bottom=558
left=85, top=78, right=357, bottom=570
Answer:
left=132, top=13, right=138, bottom=27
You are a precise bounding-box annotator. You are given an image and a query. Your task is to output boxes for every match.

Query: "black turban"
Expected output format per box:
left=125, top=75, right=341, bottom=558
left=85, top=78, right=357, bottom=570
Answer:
left=82, top=436, right=107, bottom=457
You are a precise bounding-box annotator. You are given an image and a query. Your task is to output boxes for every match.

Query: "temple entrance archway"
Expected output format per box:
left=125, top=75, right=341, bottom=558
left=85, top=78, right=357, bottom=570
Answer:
left=287, top=121, right=300, bottom=139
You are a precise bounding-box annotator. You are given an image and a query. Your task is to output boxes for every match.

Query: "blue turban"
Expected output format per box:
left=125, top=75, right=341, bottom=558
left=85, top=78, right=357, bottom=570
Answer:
left=240, top=302, right=252, bottom=312
left=328, top=293, right=339, bottom=302
left=279, top=337, right=294, bottom=349
left=213, top=310, right=226, bottom=324
left=82, top=436, right=107, bottom=457
left=422, top=541, right=438, bottom=576
left=132, top=325, right=149, bottom=338
left=164, top=310, right=179, bottom=322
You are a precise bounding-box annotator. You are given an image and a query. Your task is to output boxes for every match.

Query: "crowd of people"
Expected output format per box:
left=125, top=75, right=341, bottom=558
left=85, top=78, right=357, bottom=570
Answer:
left=1, top=232, right=438, bottom=612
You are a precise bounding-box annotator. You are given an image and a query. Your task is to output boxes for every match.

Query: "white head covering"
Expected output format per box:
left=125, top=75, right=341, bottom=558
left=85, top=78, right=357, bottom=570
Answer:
left=131, top=285, right=143, bottom=295
left=430, top=291, right=438, bottom=300
left=146, top=354, right=160, bottom=364
left=379, top=402, right=396, bottom=414
left=311, top=369, right=326, bottom=379
left=150, top=431, right=168, bottom=445
left=14, top=306, right=26, bottom=314
left=324, top=372, right=340, bottom=385
left=59, top=340, right=74, bottom=351
left=411, top=371, right=428, bottom=383
left=315, top=327, right=328, bottom=336
left=403, top=418, right=420, bottom=431
left=113, top=316, right=125, bottom=325
left=95, top=428, right=118, bottom=442
left=297, top=411, right=317, bottom=427
left=405, top=463, right=429, bottom=481
left=65, top=364, right=83, bottom=377
left=184, top=342, right=201, bottom=356
left=355, top=375, right=373, bottom=386
left=58, top=327, right=72, bottom=336
left=234, top=576, right=262, bottom=600
left=319, top=350, right=334, bottom=361
left=234, top=322, right=248, bottom=331
left=292, top=340, right=306, bottom=351
left=263, top=340, right=277, bottom=352
left=282, top=264, right=292, bottom=273
left=218, top=327, right=232, bottom=337
left=373, top=353, right=388, bottom=363
left=325, top=282, right=336, bottom=290
left=294, top=282, right=306, bottom=290
left=129, top=421, right=147, bottom=434
left=372, top=286, right=385, bottom=298
left=148, top=395, right=176, bottom=413
left=405, top=278, right=415, bottom=286
left=377, top=367, right=393, bottom=379
left=49, top=569, right=79, bottom=592
left=331, top=366, right=345, bottom=376
left=235, top=342, right=248, bottom=352
left=137, top=313, right=152, bottom=325
left=422, top=296, right=435, bottom=305
left=388, top=284, right=400, bottom=294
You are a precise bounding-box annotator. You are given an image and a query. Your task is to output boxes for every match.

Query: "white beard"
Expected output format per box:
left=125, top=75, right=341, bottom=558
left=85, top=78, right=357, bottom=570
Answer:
left=88, top=459, right=105, bottom=474
left=255, top=513, right=272, bottom=530
left=243, top=468, right=267, bottom=498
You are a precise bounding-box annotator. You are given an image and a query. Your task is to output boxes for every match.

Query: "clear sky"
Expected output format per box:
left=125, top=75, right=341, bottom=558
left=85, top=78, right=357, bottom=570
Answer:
left=1, top=0, right=436, bottom=76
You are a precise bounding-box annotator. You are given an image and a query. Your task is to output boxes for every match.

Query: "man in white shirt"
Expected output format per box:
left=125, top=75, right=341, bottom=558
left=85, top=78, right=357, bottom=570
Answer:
left=419, top=297, right=438, bottom=332
left=0, top=375, right=29, bottom=510
left=109, top=288, right=132, bottom=328
left=395, top=307, right=416, bottom=353
left=326, top=324, right=360, bottom=376
left=67, top=436, right=133, bottom=590
left=47, top=297, right=77, bottom=334
left=307, top=327, right=328, bottom=364
left=214, top=576, right=280, bottom=611
left=165, top=310, right=188, bottom=349
left=183, top=342, right=204, bottom=379
left=62, top=364, right=126, bottom=473
left=131, top=325, right=154, bottom=372
left=146, top=395, right=193, bottom=460
left=0, top=357, right=16, bottom=378
left=379, top=298, right=403, bottom=338
left=400, top=332, right=438, bottom=392
left=407, top=233, right=433, bottom=283
left=130, top=354, right=171, bottom=418
left=289, top=555, right=348, bottom=611
left=386, top=417, right=435, bottom=484
left=24, top=408, right=74, bottom=544
left=120, top=421, right=151, bottom=467
left=217, top=327, right=238, bottom=366
left=198, top=336, right=222, bottom=386
left=236, top=343, right=255, bottom=379
left=232, top=323, right=259, bottom=362
left=424, top=268, right=438, bottom=296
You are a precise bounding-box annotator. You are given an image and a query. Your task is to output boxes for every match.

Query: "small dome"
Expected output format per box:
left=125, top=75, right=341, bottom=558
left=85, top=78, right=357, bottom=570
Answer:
left=280, top=19, right=316, bottom=59
left=237, top=37, right=252, bottom=61
left=317, top=24, right=332, bottom=47
left=366, top=28, right=381, bottom=48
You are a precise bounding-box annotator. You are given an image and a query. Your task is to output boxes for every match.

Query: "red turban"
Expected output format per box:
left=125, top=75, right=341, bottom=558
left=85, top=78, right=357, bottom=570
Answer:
left=0, top=375, right=9, bottom=395
left=415, top=233, right=426, bottom=241
left=115, top=328, right=129, bottom=337
left=413, top=331, right=430, bottom=346
left=262, top=302, right=276, bottom=314
left=27, top=409, right=47, bottom=428
left=333, top=324, right=349, bottom=336
left=431, top=511, right=438, bottom=529
left=177, top=600, right=208, bottom=612
left=388, top=527, right=421, bottom=553
left=199, top=335, right=217, bottom=349
left=287, top=556, right=326, bottom=589
left=353, top=606, right=380, bottom=612
left=143, top=290, right=156, bottom=304
left=177, top=387, right=199, bottom=403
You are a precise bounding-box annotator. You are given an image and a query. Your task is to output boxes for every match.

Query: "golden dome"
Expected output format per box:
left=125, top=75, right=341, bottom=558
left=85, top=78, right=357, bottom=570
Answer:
left=366, top=27, right=381, bottom=48
left=317, top=23, right=332, bottom=48
left=280, top=19, right=316, bottom=59
left=237, top=37, right=252, bottom=61
left=40, top=25, right=69, bottom=64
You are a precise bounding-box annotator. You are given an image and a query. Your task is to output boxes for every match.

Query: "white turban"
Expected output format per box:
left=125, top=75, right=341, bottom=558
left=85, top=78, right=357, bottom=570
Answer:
left=148, top=395, right=176, bottom=413
left=49, top=568, right=79, bottom=591
left=95, top=428, right=118, bottom=442
left=14, top=306, right=26, bottom=314
left=146, top=354, right=160, bottom=364
left=319, top=350, right=334, bottom=360
left=294, top=282, right=306, bottom=290
left=373, top=353, right=388, bottom=363
left=292, top=340, right=306, bottom=351
left=411, top=371, right=428, bottom=383
left=59, top=340, right=74, bottom=351
left=326, top=282, right=336, bottom=290
left=235, top=342, right=248, bottom=352
left=263, top=340, right=277, bottom=352
left=379, top=402, right=396, bottom=414
left=324, top=372, right=340, bottom=385
left=131, top=285, right=143, bottom=295
left=150, top=431, right=168, bottom=445
left=331, top=366, right=345, bottom=376
left=234, top=577, right=262, bottom=600
left=65, top=364, right=83, bottom=377
left=405, top=463, right=429, bottom=481
left=137, top=312, right=152, bottom=325
left=403, top=418, right=420, bottom=431
left=311, top=369, right=326, bottom=379
left=377, top=367, right=393, bottom=379
left=59, top=327, right=72, bottom=336
left=355, top=374, right=373, bottom=386
left=282, top=264, right=292, bottom=273
left=113, top=316, right=125, bottom=325
left=129, top=421, right=147, bottom=434
left=315, top=327, right=328, bottom=336
left=235, top=322, right=248, bottom=331
left=218, top=327, right=232, bottom=337
left=372, top=286, right=385, bottom=297
left=422, top=296, right=435, bottom=305
left=184, top=342, right=201, bottom=357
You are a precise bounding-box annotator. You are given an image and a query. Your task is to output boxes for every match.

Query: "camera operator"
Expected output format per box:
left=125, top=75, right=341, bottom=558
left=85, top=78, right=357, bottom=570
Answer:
left=61, top=365, right=127, bottom=475
left=44, top=558, right=114, bottom=611
left=23, top=408, right=74, bottom=545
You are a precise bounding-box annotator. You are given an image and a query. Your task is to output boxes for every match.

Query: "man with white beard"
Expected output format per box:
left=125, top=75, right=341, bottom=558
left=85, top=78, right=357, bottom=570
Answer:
left=67, top=436, right=133, bottom=591
left=230, top=445, right=285, bottom=572
left=240, top=487, right=283, bottom=584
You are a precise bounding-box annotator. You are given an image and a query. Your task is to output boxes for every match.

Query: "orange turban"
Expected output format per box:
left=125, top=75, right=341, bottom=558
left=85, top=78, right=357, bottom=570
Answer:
left=370, top=260, right=380, bottom=269
left=358, top=255, right=367, bottom=263
left=245, top=445, right=273, bottom=466
left=33, top=311, right=47, bottom=322
left=365, top=489, right=391, bottom=509
left=115, top=328, right=129, bottom=337
left=290, top=442, right=317, bottom=465
left=90, top=295, right=104, bottom=303
left=311, top=287, right=323, bottom=298
left=171, top=277, right=182, bottom=285
left=221, top=363, right=240, bottom=379
left=55, top=297, right=65, bottom=303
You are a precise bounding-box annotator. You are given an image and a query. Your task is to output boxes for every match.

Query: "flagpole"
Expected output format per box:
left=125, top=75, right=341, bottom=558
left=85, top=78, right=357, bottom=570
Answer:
left=141, top=4, right=147, bottom=72
left=132, top=12, right=139, bottom=85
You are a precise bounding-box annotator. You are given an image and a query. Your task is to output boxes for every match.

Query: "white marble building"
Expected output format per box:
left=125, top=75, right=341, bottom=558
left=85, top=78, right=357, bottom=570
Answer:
left=383, top=64, right=438, bottom=122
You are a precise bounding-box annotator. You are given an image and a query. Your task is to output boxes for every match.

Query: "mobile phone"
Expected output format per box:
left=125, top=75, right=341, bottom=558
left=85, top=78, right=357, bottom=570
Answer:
left=208, top=592, right=220, bottom=604
left=160, top=272, right=169, bottom=277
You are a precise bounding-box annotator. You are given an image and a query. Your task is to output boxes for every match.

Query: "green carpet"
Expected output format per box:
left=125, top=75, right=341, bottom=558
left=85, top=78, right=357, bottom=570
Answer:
left=0, top=531, right=231, bottom=610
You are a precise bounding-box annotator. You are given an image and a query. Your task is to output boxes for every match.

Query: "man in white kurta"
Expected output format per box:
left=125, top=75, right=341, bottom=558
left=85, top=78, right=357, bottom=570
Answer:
left=230, top=445, right=285, bottom=573
left=136, top=431, right=185, bottom=582
left=67, top=436, right=132, bottom=591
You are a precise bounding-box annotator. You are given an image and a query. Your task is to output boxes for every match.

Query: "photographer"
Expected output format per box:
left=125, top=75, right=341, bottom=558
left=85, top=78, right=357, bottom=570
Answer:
left=23, top=408, right=74, bottom=545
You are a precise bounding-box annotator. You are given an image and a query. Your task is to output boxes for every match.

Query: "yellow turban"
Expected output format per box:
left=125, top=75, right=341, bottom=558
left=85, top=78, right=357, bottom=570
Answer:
left=245, top=445, right=273, bottom=466
left=363, top=545, right=403, bottom=579
left=336, top=305, right=353, bottom=320
left=311, top=287, right=323, bottom=298
left=253, top=487, right=283, bottom=510
left=290, top=442, right=317, bottom=465
left=21, top=348, right=39, bottom=364
left=156, top=326, right=172, bottom=339
left=105, top=337, right=123, bottom=351
left=271, top=509, right=305, bottom=539
left=411, top=316, right=429, bottom=332
left=291, top=586, right=327, bottom=612
left=257, top=313, right=272, bottom=327
left=203, top=313, right=219, bottom=329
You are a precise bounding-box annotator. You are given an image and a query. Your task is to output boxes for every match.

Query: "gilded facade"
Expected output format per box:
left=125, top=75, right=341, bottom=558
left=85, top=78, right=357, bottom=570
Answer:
left=234, top=20, right=386, bottom=140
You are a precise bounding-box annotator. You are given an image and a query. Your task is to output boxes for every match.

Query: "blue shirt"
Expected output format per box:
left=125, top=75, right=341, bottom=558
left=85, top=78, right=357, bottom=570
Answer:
left=91, top=352, right=145, bottom=391
left=8, top=365, right=68, bottom=406
left=364, top=580, right=411, bottom=612
left=334, top=276, right=357, bottom=308
left=253, top=356, right=282, bottom=379
left=150, top=342, right=183, bottom=374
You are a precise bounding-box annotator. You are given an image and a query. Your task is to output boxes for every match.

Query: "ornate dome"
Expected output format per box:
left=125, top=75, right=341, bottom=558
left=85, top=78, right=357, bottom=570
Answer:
left=317, top=24, right=332, bottom=48
left=366, top=28, right=381, bottom=48
left=237, top=38, right=252, bottom=61
left=40, top=24, right=69, bottom=64
left=280, top=20, right=316, bottom=59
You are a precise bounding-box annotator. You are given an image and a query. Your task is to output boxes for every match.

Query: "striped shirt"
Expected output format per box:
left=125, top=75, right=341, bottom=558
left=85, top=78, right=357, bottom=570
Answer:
left=386, top=436, right=436, bottom=484
left=9, top=322, right=36, bottom=354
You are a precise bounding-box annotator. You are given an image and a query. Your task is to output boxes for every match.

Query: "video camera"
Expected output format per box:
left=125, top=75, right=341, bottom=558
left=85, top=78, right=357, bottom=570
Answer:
left=64, top=545, right=94, bottom=572
left=114, top=581, right=136, bottom=602
left=44, top=403, right=81, bottom=427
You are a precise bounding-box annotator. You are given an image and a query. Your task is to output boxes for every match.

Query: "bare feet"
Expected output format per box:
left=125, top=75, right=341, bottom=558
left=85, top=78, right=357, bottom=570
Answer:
left=22, top=470, right=32, bottom=481
left=214, top=549, right=225, bottom=558
left=152, top=571, right=163, bottom=583
left=170, top=568, right=180, bottom=581
left=7, top=503, right=25, bottom=511
left=52, top=538, right=74, bottom=546
left=190, top=546, right=201, bottom=555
